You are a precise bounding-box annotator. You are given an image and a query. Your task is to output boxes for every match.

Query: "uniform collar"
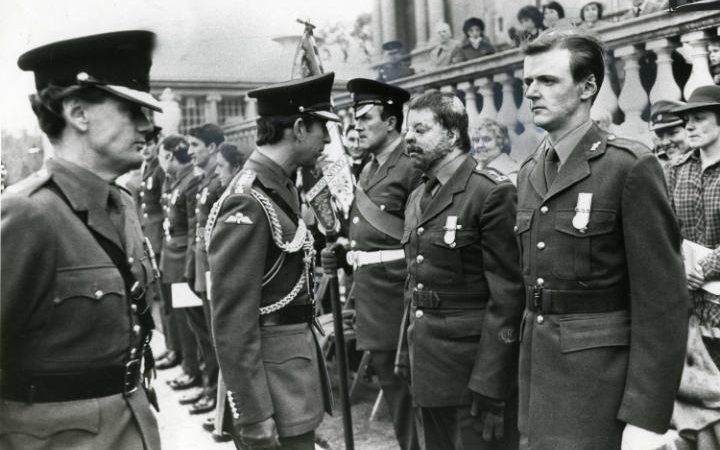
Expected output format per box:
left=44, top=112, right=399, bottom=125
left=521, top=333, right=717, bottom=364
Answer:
left=374, top=135, right=402, bottom=167
left=429, top=151, right=465, bottom=186
left=245, top=150, right=300, bottom=214
left=547, top=119, right=594, bottom=166
left=46, top=158, right=110, bottom=211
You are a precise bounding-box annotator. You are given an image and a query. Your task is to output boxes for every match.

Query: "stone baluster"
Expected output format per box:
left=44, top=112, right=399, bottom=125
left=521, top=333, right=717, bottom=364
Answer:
left=440, top=84, right=455, bottom=94
left=205, top=92, right=222, bottom=125
left=514, top=68, right=533, bottom=133
left=244, top=95, right=257, bottom=121
left=615, top=45, right=651, bottom=144
left=381, top=0, right=397, bottom=45
left=458, top=80, right=480, bottom=130
left=495, top=72, right=519, bottom=133
left=681, top=30, right=715, bottom=99
left=476, top=76, right=497, bottom=120
left=646, top=39, right=682, bottom=103
left=591, top=50, right=619, bottom=121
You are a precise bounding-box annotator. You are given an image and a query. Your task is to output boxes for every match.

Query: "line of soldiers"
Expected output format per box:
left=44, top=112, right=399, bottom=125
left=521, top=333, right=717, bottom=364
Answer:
left=2, top=25, right=718, bottom=450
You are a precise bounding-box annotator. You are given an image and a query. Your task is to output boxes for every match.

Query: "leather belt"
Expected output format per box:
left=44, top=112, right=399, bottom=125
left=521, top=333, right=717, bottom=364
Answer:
left=1, top=360, right=142, bottom=403
left=346, top=249, right=404, bottom=269
left=259, top=304, right=315, bottom=327
left=525, top=286, right=628, bottom=314
left=411, top=289, right=488, bottom=310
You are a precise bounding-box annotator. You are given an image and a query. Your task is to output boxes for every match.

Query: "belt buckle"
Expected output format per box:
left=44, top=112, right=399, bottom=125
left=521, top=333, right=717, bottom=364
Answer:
left=124, top=359, right=141, bottom=396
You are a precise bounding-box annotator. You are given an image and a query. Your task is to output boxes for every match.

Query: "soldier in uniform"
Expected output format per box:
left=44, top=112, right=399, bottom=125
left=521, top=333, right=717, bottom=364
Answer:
left=1, top=30, right=162, bottom=449
left=398, top=91, right=524, bottom=450
left=517, top=29, right=689, bottom=450
left=207, top=73, right=336, bottom=450
left=179, top=123, right=225, bottom=414
left=377, top=41, right=415, bottom=83
left=326, top=78, right=421, bottom=450
left=158, top=135, right=203, bottom=390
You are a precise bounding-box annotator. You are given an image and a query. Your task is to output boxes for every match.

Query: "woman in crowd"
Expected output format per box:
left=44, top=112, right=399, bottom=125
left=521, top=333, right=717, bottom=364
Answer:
left=579, top=1, right=606, bottom=29
left=470, top=118, right=520, bottom=185
left=513, top=5, right=546, bottom=46
left=215, top=142, right=249, bottom=189
left=455, top=17, right=496, bottom=62
left=542, top=1, right=566, bottom=28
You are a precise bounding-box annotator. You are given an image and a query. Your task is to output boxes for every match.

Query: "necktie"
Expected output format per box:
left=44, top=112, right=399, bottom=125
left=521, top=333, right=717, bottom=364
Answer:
left=544, top=143, right=560, bottom=188
left=420, top=176, right=439, bottom=213
left=358, top=155, right=379, bottom=187
left=107, top=185, right=126, bottom=247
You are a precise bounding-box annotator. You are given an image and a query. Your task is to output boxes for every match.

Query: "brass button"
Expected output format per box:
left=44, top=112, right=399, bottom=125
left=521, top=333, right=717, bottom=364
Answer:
left=417, top=227, right=424, bottom=236
left=130, top=348, right=137, bottom=357
left=94, top=290, right=104, bottom=299
left=143, top=213, right=148, bottom=218
left=540, top=206, right=549, bottom=214
left=537, top=242, right=546, bottom=250
left=380, top=204, right=386, bottom=211
left=139, top=191, right=144, bottom=198
left=536, top=278, right=544, bottom=286
left=416, top=255, right=424, bottom=264
left=449, top=242, right=456, bottom=248
left=141, top=203, right=147, bottom=209
left=352, top=216, right=359, bottom=224
left=195, top=208, right=200, bottom=214
left=196, top=193, right=201, bottom=199
left=536, top=315, right=545, bottom=324
left=415, top=310, right=424, bottom=319
left=417, top=283, right=424, bottom=290
left=131, top=304, right=138, bottom=312
left=350, top=240, right=356, bottom=248
left=133, top=325, right=141, bottom=334
left=513, top=225, right=519, bottom=232
left=127, top=257, right=134, bottom=264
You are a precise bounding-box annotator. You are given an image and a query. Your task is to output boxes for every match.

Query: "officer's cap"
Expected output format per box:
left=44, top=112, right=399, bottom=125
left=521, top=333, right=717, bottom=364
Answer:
left=672, top=85, right=720, bottom=115
left=18, top=30, right=162, bottom=112
left=247, top=72, right=340, bottom=122
left=382, top=41, right=404, bottom=52
left=650, top=100, right=686, bottom=131
left=347, top=78, right=410, bottom=119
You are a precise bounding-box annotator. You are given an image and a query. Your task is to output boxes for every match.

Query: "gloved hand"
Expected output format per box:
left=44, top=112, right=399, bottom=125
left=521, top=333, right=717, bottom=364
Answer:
left=470, top=392, right=506, bottom=442
left=230, top=417, right=280, bottom=450
left=621, top=424, right=670, bottom=450
left=321, top=242, right=344, bottom=275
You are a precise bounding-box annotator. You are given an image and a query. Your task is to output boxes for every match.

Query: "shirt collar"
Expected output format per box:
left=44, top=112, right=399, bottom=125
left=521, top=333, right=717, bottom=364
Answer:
left=46, top=158, right=111, bottom=210
left=547, top=119, right=594, bottom=165
left=429, top=152, right=465, bottom=186
left=375, top=136, right=402, bottom=167
left=248, top=150, right=294, bottom=192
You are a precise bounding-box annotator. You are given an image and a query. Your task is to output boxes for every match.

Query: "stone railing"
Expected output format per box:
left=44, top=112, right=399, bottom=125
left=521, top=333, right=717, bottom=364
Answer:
left=225, top=10, right=720, bottom=160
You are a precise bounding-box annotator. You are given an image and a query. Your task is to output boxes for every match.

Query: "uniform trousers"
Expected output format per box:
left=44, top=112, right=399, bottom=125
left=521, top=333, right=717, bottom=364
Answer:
left=237, top=431, right=315, bottom=450
left=418, top=397, right=519, bottom=450
left=159, top=282, right=181, bottom=354
left=162, top=283, right=200, bottom=378
left=371, top=350, right=420, bottom=450
left=184, top=295, right=218, bottom=396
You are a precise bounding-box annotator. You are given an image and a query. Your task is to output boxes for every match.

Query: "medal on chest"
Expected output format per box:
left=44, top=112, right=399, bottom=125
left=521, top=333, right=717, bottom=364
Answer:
left=443, top=215, right=462, bottom=248
left=146, top=176, right=153, bottom=191
left=572, top=193, right=593, bottom=233
left=200, top=187, right=209, bottom=205
left=171, top=189, right=179, bottom=205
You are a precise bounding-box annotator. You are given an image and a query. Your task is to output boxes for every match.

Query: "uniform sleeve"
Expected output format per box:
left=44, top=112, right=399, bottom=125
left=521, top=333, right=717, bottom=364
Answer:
left=184, top=178, right=200, bottom=282
left=1, top=195, right=56, bottom=348
left=208, top=193, right=274, bottom=425
left=468, top=182, right=526, bottom=399
left=617, top=154, right=689, bottom=433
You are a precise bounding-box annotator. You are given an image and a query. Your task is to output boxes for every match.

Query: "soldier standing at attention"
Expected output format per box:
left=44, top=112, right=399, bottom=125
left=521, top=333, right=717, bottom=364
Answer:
left=324, top=78, right=421, bottom=450
left=1, top=30, right=162, bottom=449
left=207, top=73, right=336, bottom=450
left=516, top=29, right=689, bottom=450
left=399, top=91, right=524, bottom=450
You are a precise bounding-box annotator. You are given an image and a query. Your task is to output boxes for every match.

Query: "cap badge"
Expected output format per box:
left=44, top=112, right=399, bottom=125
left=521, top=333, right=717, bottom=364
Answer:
left=589, top=141, right=601, bottom=152
left=76, top=72, right=90, bottom=82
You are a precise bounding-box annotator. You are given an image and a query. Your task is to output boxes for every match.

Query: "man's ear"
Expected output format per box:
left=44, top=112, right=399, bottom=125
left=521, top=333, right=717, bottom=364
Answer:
left=208, top=142, right=218, bottom=154
left=61, top=98, right=90, bottom=132
left=386, top=115, right=397, bottom=132
left=580, top=74, right=598, bottom=101
left=447, top=129, right=458, bottom=146
left=292, top=117, right=307, bottom=142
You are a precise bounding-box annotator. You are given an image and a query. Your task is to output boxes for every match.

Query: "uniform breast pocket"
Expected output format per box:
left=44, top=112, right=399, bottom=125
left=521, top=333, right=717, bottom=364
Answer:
left=429, top=229, right=478, bottom=284
left=54, top=265, right=125, bottom=305
left=515, top=210, right=534, bottom=275
left=552, top=210, right=617, bottom=280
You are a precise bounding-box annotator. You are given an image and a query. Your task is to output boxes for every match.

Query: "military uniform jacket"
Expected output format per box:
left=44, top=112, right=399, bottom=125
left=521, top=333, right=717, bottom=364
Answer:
left=192, top=171, right=222, bottom=293
left=402, top=154, right=525, bottom=407
left=349, top=142, right=422, bottom=350
left=207, top=151, right=326, bottom=437
left=159, top=164, right=200, bottom=284
left=1, top=159, right=157, bottom=440
left=138, top=157, right=165, bottom=255
left=377, top=61, right=414, bottom=83
left=515, top=124, right=689, bottom=449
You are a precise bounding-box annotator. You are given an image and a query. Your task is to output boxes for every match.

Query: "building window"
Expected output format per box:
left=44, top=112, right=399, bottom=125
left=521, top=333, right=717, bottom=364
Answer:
left=219, top=96, right=244, bottom=125
left=180, top=96, right=206, bottom=134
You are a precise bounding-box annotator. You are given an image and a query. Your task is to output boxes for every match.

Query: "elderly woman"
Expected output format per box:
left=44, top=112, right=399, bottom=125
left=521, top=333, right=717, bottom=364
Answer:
left=471, top=118, right=520, bottom=185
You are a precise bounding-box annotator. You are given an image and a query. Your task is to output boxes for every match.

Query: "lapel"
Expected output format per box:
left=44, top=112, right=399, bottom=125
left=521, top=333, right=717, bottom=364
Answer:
left=419, top=155, right=475, bottom=227
left=364, top=140, right=405, bottom=191
left=544, top=124, right=607, bottom=202
left=527, top=142, right=548, bottom=197
left=142, top=158, right=158, bottom=181
left=118, top=188, right=139, bottom=256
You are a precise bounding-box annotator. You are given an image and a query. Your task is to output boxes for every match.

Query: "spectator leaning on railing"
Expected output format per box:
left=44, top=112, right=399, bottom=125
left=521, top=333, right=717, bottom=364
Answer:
left=511, top=5, right=546, bottom=47
left=429, top=22, right=462, bottom=68
left=455, top=17, right=496, bottom=63
left=579, top=1, right=607, bottom=29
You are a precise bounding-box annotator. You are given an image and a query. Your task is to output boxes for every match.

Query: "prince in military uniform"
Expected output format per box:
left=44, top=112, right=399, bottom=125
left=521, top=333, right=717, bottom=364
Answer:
left=400, top=91, right=524, bottom=450
left=207, top=73, right=336, bottom=450
left=517, top=30, right=689, bottom=450
left=1, top=31, right=162, bottom=449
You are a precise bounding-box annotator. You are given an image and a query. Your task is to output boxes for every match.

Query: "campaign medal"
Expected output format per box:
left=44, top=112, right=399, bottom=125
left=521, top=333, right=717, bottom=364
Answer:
left=572, top=193, right=593, bottom=233
left=147, top=175, right=153, bottom=191
left=200, top=187, right=209, bottom=205
left=171, top=189, right=179, bottom=205
left=443, top=215, right=460, bottom=247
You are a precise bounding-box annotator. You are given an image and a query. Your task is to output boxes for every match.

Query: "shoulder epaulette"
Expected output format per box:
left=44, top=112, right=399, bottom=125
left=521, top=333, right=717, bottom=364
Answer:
left=4, top=169, right=51, bottom=195
left=605, top=134, right=650, bottom=158
left=231, top=169, right=257, bottom=195
left=474, top=165, right=510, bottom=184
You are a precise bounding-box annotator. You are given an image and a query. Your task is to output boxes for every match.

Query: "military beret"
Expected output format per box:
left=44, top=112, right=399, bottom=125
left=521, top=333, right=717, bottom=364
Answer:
left=247, top=72, right=340, bottom=122
left=347, top=78, right=410, bottom=119
left=17, top=30, right=162, bottom=112
left=382, top=40, right=404, bottom=52
left=650, top=100, right=686, bottom=131
left=672, top=85, right=720, bottom=114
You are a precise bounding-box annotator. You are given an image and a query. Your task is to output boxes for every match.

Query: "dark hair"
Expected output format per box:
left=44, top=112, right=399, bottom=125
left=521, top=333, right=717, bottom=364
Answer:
left=29, top=85, right=108, bottom=140
left=517, top=5, right=545, bottom=30
left=475, top=118, right=512, bottom=154
left=218, top=142, right=248, bottom=170
left=543, top=2, right=565, bottom=18
left=580, top=1, right=603, bottom=21
left=255, top=114, right=323, bottom=146
left=163, top=134, right=192, bottom=163
left=462, top=17, right=486, bottom=36
left=380, top=105, right=404, bottom=133
left=189, top=123, right=225, bottom=146
left=344, top=123, right=357, bottom=135
left=524, top=29, right=605, bottom=102
left=408, top=92, right=471, bottom=152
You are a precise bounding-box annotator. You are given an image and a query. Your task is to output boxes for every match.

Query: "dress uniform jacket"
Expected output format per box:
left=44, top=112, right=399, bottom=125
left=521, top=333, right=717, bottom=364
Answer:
left=349, top=142, right=422, bottom=350
left=0, top=158, right=159, bottom=449
left=377, top=61, right=415, bottom=83
left=207, top=151, right=329, bottom=437
left=402, top=154, right=525, bottom=407
left=193, top=171, right=222, bottom=293
left=160, top=163, right=200, bottom=284
left=515, top=124, right=689, bottom=449
left=138, top=157, right=165, bottom=255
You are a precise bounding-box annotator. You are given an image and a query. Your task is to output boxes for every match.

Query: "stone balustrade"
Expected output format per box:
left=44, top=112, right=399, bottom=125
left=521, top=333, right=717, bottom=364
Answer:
left=224, top=10, right=720, bottom=159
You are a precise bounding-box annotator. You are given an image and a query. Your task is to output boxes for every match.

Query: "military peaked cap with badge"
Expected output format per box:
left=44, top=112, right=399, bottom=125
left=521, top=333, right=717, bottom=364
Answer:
left=18, top=30, right=162, bottom=112
left=347, top=78, right=410, bottom=119
left=248, top=72, right=340, bottom=122
left=650, top=100, right=686, bottom=131
left=382, top=40, right=404, bottom=52
left=672, top=84, right=720, bottom=114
